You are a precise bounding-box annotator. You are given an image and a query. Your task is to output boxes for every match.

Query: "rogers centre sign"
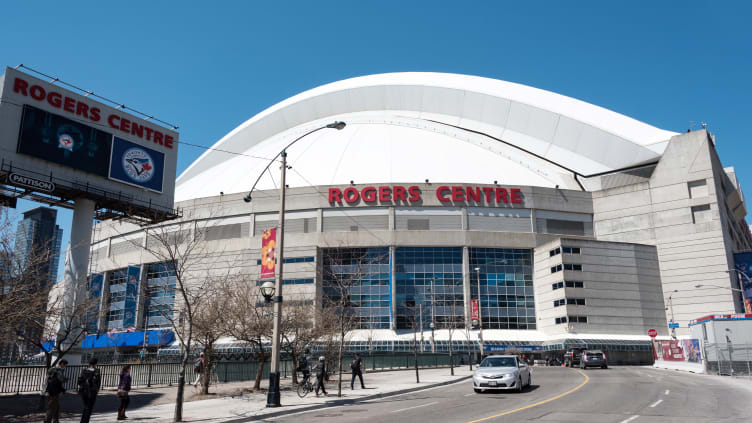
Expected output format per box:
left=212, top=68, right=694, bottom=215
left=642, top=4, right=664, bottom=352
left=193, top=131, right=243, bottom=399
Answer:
left=328, top=185, right=523, bottom=205
left=11, top=76, right=175, bottom=149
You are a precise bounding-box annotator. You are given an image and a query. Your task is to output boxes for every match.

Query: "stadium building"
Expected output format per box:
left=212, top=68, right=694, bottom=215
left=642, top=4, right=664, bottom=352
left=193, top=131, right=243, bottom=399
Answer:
left=83, top=73, right=752, bottom=360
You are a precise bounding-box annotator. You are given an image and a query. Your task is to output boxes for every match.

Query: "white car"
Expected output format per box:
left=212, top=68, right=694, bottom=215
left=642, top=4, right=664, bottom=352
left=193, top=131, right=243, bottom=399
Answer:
left=472, top=355, right=531, bottom=393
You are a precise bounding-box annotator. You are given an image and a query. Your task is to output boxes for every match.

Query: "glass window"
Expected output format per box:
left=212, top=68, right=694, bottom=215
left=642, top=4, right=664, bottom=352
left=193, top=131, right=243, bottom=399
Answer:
left=549, top=247, right=561, bottom=257
left=395, top=247, right=464, bottom=330
left=143, top=262, right=177, bottom=329
left=563, top=264, right=582, bottom=271
left=470, top=248, right=535, bottom=330
left=322, top=248, right=390, bottom=329
left=551, top=264, right=562, bottom=273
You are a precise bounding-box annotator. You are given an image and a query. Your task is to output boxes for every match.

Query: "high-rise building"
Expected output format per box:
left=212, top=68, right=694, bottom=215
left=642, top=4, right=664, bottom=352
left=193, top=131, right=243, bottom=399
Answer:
left=0, top=207, right=63, bottom=363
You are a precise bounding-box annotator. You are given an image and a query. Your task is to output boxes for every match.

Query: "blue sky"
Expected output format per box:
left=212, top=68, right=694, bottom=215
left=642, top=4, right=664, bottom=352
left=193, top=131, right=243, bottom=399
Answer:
left=1, top=1, right=751, bottom=279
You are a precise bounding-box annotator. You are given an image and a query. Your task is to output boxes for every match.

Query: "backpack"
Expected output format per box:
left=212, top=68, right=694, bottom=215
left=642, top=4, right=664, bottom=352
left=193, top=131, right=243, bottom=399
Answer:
left=194, top=358, right=203, bottom=373
left=77, top=370, right=95, bottom=396
left=46, top=369, right=63, bottom=395
left=297, top=358, right=307, bottom=372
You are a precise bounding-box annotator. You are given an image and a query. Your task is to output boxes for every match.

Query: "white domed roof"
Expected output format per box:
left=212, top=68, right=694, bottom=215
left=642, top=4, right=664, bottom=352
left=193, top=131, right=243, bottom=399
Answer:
left=175, top=72, right=676, bottom=202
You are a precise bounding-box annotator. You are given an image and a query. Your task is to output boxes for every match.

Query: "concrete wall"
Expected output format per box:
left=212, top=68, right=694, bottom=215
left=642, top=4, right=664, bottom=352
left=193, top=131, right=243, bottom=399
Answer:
left=590, top=130, right=750, bottom=335
left=534, top=238, right=667, bottom=336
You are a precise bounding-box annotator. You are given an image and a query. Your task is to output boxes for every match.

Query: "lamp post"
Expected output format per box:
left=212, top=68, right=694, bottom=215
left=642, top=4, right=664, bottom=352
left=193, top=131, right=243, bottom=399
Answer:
left=725, top=269, right=750, bottom=312
left=430, top=277, right=436, bottom=353
left=666, top=289, right=678, bottom=339
left=474, top=267, right=483, bottom=360
left=242, top=121, right=346, bottom=408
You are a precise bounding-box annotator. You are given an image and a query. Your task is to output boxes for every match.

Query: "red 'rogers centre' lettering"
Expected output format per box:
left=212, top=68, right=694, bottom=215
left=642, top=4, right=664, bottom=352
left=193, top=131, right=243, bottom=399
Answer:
left=12, top=76, right=174, bottom=149
left=329, top=185, right=523, bottom=205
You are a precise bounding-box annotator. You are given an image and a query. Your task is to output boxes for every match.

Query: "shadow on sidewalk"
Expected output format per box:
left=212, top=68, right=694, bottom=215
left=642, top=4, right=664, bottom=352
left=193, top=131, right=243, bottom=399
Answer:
left=0, top=390, right=164, bottom=422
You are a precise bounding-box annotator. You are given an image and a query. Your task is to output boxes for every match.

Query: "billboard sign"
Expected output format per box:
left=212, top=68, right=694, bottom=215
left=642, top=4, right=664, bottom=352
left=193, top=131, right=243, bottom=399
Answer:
left=0, top=67, right=178, bottom=215
left=87, top=273, right=104, bottom=332
left=260, top=228, right=277, bottom=279
left=123, top=266, right=141, bottom=328
left=109, top=136, right=165, bottom=192
left=471, top=299, right=479, bottom=321
left=17, top=104, right=113, bottom=176
left=733, top=252, right=752, bottom=309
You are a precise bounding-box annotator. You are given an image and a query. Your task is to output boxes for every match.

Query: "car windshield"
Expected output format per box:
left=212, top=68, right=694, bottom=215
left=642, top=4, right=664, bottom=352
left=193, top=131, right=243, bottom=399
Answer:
left=480, top=357, right=517, bottom=367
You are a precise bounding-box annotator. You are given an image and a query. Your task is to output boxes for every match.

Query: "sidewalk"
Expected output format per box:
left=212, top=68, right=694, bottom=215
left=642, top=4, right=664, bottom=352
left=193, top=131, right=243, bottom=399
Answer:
left=59, top=367, right=472, bottom=422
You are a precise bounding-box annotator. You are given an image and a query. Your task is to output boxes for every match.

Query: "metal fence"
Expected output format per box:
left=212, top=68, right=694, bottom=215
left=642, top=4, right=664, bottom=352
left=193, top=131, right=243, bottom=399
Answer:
left=704, top=343, right=752, bottom=376
left=0, top=352, right=459, bottom=395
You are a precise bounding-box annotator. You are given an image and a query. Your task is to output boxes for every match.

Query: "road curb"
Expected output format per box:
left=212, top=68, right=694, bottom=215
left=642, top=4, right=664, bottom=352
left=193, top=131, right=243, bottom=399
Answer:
left=225, top=374, right=473, bottom=422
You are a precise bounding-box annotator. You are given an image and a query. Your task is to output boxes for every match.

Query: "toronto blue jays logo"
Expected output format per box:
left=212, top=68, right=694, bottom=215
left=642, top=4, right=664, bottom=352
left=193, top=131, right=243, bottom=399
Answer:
left=122, top=147, right=155, bottom=183
left=58, top=133, right=74, bottom=152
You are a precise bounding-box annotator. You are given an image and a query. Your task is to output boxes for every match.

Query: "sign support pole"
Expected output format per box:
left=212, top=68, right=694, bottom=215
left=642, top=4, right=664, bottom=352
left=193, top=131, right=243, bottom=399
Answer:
left=61, top=198, right=95, bottom=348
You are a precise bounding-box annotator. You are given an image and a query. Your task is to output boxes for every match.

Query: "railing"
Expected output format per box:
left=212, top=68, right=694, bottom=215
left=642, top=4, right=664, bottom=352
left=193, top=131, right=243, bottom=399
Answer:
left=0, top=353, right=459, bottom=394
left=704, top=343, right=752, bottom=377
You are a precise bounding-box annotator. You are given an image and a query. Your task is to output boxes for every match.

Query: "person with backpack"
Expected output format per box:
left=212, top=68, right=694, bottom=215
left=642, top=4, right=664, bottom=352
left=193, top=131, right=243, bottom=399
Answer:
left=297, top=349, right=311, bottom=385
left=193, top=352, right=205, bottom=386
left=350, top=353, right=365, bottom=390
left=117, top=365, right=132, bottom=420
left=77, top=358, right=101, bottom=423
left=44, top=359, right=68, bottom=423
left=314, top=356, right=328, bottom=397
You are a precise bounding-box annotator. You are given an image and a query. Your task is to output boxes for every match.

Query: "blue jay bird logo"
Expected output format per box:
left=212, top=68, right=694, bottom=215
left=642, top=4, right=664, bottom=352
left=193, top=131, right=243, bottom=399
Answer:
left=122, top=147, right=155, bottom=183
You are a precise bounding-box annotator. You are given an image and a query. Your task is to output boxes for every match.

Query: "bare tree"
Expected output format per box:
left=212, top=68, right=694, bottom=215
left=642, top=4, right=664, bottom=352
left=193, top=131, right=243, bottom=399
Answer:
left=0, top=209, right=91, bottom=409
left=279, top=301, right=321, bottom=385
left=221, top=277, right=272, bottom=391
left=192, top=277, right=228, bottom=395
left=440, top=291, right=465, bottom=376
left=137, top=217, right=221, bottom=422
left=318, top=247, right=380, bottom=398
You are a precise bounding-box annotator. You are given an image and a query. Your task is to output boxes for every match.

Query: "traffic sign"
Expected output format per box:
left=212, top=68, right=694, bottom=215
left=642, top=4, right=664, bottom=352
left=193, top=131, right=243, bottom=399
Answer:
left=668, top=322, right=680, bottom=329
left=648, top=328, right=658, bottom=338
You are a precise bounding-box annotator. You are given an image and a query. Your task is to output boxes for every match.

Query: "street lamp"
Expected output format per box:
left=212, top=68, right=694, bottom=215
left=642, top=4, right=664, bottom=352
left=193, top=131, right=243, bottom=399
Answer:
left=474, top=267, right=483, bottom=360
left=666, top=289, right=678, bottom=339
left=242, top=121, right=346, bottom=408
left=260, top=281, right=275, bottom=303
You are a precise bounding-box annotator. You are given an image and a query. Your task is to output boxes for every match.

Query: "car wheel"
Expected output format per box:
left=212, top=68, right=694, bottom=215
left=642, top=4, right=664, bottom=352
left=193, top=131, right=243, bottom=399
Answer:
left=516, top=377, right=523, bottom=393
left=474, top=388, right=482, bottom=393
left=602, top=365, right=608, bottom=369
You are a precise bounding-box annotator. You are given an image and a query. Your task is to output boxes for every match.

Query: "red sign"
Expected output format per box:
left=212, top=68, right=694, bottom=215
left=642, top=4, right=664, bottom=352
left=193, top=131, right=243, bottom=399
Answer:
left=471, top=299, right=479, bottom=321
left=12, top=76, right=175, bottom=149
left=260, top=228, right=277, bottom=279
left=327, top=185, right=523, bottom=205
left=648, top=328, right=657, bottom=338
left=660, top=340, right=685, bottom=361
left=745, top=299, right=751, bottom=314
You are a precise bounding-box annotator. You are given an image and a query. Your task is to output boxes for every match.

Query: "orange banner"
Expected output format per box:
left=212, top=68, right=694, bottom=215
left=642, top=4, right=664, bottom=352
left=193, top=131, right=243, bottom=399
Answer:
left=261, top=228, right=277, bottom=279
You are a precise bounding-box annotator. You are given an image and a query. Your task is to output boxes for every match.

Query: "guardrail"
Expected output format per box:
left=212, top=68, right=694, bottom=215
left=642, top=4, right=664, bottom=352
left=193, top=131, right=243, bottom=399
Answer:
left=0, top=353, right=460, bottom=395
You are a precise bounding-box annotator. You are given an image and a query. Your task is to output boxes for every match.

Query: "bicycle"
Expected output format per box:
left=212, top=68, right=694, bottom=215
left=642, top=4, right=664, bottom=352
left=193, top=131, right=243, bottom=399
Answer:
left=297, top=374, right=314, bottom=398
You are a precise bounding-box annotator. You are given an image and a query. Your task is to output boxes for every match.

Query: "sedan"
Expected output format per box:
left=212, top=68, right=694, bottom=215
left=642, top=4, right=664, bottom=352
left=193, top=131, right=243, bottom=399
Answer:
left=472, top=355, right=531, bottom=393
left=580, top=350, right=608, bottom=369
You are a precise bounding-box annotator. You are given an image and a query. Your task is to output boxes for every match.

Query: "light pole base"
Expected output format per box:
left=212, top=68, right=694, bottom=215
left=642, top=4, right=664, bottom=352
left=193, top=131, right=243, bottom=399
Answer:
left=266, top=372, right=281, bottom=407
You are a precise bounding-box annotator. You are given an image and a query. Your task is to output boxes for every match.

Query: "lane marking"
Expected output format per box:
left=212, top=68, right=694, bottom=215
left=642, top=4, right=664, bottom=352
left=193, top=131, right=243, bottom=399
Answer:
left=650, top=399, right=663, bottom=408
left=464, top=393, right=474, bottom=397
left=257, top=377, right=470, bottom=421
left=464, top=369, right=590, bottom=423
left=665, top=389, right=670, bottom=395
left=391, top=401, right=439, bottom=413
left=620, top=415, right=640, bottom=423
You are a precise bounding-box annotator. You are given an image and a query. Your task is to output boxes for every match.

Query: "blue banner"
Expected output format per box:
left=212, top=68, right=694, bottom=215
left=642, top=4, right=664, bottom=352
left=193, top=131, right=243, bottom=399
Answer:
left=108, top=136, right=165, bottom=192
left=81, top=330, right=174, bottom=349
left=123, top=266, right=141, bottom=328
left=733, top=253, right=752, bottom=313
left=86, top=273, right=104, bottom=332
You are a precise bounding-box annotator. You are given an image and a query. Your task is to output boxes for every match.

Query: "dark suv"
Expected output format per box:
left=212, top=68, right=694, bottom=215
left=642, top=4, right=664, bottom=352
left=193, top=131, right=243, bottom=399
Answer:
left=564, top=347, right=586, bottom=367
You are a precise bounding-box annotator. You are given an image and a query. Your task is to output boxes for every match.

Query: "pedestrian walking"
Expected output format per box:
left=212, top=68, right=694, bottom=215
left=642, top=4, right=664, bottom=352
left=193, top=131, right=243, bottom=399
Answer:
left=193, top=352, right=205, bottom=386
left=44, top=359, right=68, bottom=423
left=350, top=353, right=365, bottom=389
left=77, top=358, right=101, bottom=423
left=315, top=356, right=328, bottom=396
left=117, top=365, right=132, bottom=420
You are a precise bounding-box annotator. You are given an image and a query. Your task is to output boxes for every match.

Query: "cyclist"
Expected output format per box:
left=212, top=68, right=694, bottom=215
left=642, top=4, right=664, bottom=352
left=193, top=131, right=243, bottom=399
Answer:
left=298, top=348, right=312, bottom=386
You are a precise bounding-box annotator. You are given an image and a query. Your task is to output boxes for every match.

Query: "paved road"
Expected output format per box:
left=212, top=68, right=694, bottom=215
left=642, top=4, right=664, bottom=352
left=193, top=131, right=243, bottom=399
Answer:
left=266, top=366, right=751, bottom=423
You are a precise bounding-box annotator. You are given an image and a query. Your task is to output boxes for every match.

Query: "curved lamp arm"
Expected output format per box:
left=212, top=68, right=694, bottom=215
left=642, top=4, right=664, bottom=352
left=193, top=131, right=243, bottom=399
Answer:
left=243, top=121, right=346, bottom=203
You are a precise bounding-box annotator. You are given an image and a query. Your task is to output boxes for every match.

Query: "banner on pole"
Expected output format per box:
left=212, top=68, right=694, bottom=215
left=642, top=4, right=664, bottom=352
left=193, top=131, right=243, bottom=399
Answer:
left=261, top=228, right=277, bottom=279
left=471, top=299, right=479, bottom=321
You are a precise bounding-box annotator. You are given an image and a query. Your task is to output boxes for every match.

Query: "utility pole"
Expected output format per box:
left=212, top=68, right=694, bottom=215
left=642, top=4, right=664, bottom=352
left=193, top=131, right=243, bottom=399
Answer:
left=431, top=277, right=436, bottom=353
left=475, top=267, right=484, bottom=360
left=419, top=304, right=424, bottom=353
left=668, top=290, right=678, bottom=339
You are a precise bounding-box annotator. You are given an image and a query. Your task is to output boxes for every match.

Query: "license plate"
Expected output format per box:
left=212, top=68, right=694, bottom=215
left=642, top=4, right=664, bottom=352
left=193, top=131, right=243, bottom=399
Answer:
left=488, top=381, right=497, bottom=386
